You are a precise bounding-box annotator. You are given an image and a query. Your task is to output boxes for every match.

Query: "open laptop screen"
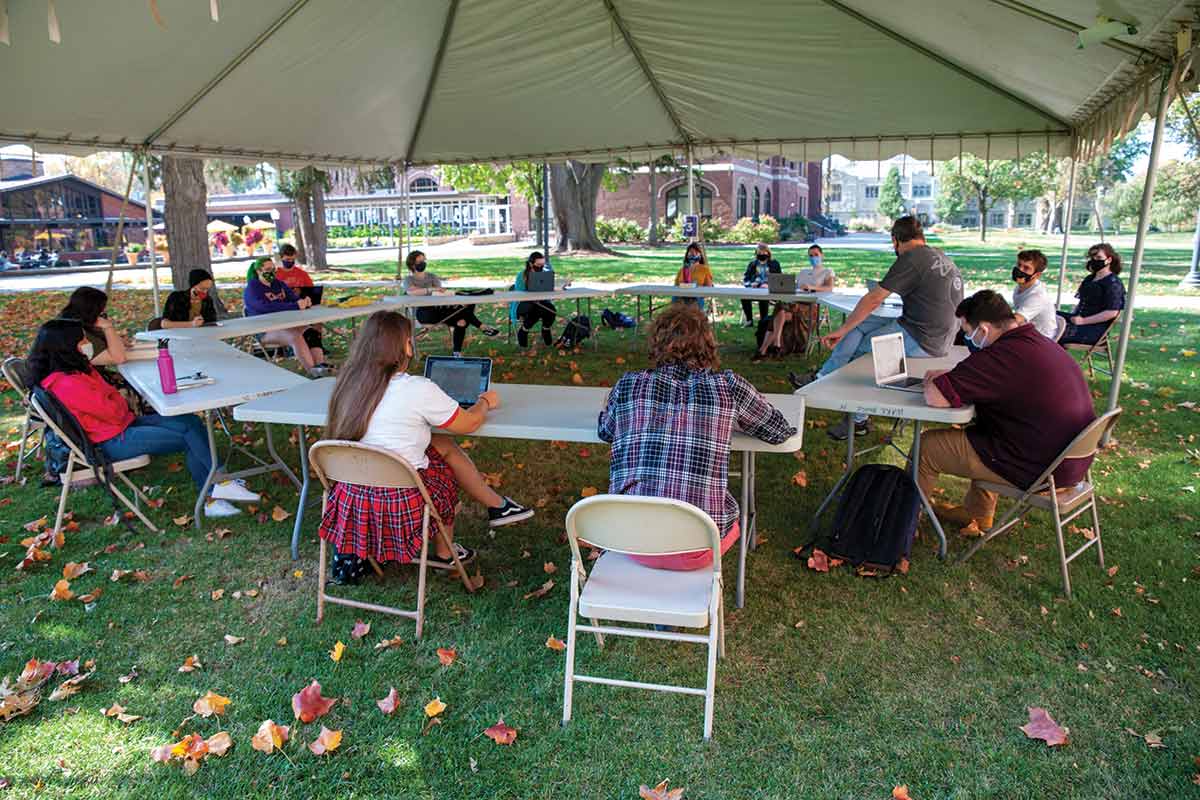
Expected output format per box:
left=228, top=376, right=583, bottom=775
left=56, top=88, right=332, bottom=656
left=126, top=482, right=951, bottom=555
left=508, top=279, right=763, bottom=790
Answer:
left=424, top=356, right=492, bottom=407
left=871, top=333, right=908, bottom=384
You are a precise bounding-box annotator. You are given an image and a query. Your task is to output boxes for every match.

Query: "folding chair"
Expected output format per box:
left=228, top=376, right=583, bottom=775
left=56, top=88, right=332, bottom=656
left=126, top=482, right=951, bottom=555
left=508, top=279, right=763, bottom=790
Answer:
left=309, top=440, right=475, bottom=639
left=960, top=409, right=1121, bottom=598
left=29, top=395, right=158, bottom=539
left=2, top=357, right=46, bottom=482
left=561, top=495, right=725, bottom=740
left=1064, top=315, right=1119, bottom=378
left=1053, top=315, right=1067, bottom=343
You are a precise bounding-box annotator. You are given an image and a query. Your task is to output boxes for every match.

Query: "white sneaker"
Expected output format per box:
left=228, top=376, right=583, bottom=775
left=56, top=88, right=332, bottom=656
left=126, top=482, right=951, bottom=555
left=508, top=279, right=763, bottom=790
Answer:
left=204, top=498, right=241, bottom=518
left=211, top=479, right=261, bottom=503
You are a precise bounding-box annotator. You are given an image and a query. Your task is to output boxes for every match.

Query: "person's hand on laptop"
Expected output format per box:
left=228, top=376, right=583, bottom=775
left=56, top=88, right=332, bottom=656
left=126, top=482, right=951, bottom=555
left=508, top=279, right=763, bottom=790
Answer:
left=478, top=390, right=500, bottom=411
left=297, top=297, right=313, bottom=310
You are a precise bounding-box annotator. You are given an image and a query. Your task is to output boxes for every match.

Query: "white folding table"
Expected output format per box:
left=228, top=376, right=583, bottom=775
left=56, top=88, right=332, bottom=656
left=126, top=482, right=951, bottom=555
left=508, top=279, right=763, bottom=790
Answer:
left=794, top=348, right=973, bottom=557
left=233, top=380, right=804, bottom=608
left=117, top=341, right=310, bottom=527
left=134, top=297, right=404, bottom=342
left=622, top=284, right=818, bottom=328
left=816, top=291, right=903, bottom=319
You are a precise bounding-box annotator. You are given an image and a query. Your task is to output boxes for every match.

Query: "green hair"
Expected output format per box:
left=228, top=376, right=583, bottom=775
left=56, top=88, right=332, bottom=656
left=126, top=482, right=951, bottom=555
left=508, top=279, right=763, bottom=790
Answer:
left=247, top=257, right=273, bottom=283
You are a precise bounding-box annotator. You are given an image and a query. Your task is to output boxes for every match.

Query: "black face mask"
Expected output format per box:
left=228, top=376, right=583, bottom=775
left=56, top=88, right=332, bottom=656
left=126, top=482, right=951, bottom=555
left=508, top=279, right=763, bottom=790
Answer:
left=1086, top=258, right=1106, bottom=273
left=756, top=253, right=768, bottom=262
left=413, top=262, right=426, bottom=272
left=1012, top=266, right=1031, bottom=283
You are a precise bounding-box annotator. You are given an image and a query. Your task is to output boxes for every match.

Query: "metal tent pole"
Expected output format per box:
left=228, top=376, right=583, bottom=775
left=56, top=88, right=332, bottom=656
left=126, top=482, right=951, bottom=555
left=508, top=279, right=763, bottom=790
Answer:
left=143, top=155, right=160, bottom=313
left=542, top=161, right=551, bottom=266
left=397, top=163, right=407, bottom=276
left=1103, top=67, right=1174, bottom=442
left=1055, top=152, right=1077, bottom=307
left=686, top=146, right=696, bottom=241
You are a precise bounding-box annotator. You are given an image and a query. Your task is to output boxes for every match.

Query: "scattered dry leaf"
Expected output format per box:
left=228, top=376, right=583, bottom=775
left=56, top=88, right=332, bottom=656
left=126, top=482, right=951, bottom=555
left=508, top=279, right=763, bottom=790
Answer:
left=223, top=634, right=245, bottom=646
left=546, top=636, right=566, bottom=651
left=292, top=680, right=336, bottom=723
left=523, top=579, right=554, bottom=600
left=484, top=718, right=518, bottom=745
left=251, top=720, right=290, bottom=754
left=329, top=641, right=345, bottom=663
left=580, top=486, right=599, bottom=497
left=374, top=636, right=403, bottom=651
left=436, top=647, right=457, bottom=666
left=270, top=505, right=290, bottom=522
left=308, top=726, right=342, bottom=756
left=423, top=697, right=446, bottom=718
left=1020, top=707, right=1069, bottom=747
left=639, top=779, right=685, bottom=800
left=376, top=687, right=400, bottom=715
left=61, top=562, right=91, bottom=580
left=350, top=620, right=371, bottom=640
left=178, top=655, right=202, bottom=673
left=49, top=579, right=75, bottom=601
left=193, top=691, right=231, bottom=718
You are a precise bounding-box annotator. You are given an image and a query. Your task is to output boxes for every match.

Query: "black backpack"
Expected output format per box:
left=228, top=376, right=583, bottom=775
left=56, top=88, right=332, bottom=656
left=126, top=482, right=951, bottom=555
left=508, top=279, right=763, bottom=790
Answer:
left=556, top=315, right=591, bottom=348
left=601, top=309, right=635, bottom=329
left=809, top=464, right=920, bottom=574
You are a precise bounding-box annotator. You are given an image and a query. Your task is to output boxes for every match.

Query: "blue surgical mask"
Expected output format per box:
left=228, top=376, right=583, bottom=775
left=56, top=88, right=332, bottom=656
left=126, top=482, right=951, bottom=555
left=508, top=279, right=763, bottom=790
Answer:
left=809, top=255, right=822, bottom=268
left=967, top=326, right=988, bottom=350
left=686, top=254, right=701, bottom=265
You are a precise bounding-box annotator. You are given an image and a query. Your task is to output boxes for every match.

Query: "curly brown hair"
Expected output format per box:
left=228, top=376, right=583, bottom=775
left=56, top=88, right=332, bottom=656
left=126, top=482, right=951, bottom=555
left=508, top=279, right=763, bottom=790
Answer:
left=647, top=302, right=719, bottom=371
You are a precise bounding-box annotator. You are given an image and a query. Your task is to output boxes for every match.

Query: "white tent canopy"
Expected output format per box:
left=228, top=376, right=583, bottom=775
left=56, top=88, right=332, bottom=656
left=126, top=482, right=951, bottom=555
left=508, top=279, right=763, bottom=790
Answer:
left=1, top=0, right=1195, bottom=167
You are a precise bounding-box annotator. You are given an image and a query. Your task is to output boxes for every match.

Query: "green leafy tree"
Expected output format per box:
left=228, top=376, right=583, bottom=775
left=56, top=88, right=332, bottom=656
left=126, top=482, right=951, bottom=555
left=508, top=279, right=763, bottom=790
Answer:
left=439, top=162, right=545, bottom=244
left=1151, top=159, right=1200, bottom=231
left=935, top=152, right=1056, bottom=241
left=876, top=167, right=905, bottom=222
left=278, top=166, right=331, bottom=268
left=1076, top=133, right=1147, bottom=237
left=1166, top=91, right=1200, bottom=156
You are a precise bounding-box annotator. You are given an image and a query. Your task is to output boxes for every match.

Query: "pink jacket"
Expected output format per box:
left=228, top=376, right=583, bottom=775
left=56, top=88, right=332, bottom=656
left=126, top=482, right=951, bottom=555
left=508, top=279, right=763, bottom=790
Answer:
left=42, top=370, right=134, bottom=444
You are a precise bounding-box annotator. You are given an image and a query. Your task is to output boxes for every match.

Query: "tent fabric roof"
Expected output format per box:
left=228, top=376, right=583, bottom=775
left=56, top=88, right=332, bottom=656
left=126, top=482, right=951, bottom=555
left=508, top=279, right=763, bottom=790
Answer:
left=0, top=0, right=1195, bottom=167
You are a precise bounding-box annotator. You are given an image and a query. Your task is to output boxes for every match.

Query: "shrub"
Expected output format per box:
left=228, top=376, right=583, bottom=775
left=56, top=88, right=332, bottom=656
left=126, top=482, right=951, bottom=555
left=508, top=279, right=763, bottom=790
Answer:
left=848, top=216, right=880, bottom=232
left=595, top=216, right=646, bottom=243
left=778, top=214, right=809, bottom=241
left=725, top=215, right=780, bottom=244
left=663, top=217, right=728, bottom=243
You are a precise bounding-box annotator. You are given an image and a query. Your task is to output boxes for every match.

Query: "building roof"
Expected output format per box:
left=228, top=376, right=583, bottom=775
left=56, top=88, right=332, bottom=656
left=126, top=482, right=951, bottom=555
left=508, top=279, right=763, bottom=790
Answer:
left=0, top=1, right=1194, bottom=167
left=0, top=173, right=148, bottom=208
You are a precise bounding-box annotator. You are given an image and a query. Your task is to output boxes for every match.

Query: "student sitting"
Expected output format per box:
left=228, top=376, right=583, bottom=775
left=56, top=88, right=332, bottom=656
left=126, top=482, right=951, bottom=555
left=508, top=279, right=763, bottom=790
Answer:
left=243, top=257, right=332, bottom=377
left=920, top=290, right=1096, bottom=531
left=1010, top=249, right=1058, bottom=339
left=157, top=269, right=225, bottom=329
left=403, top=250, right=498, bottom=356
left=274, top=244, right=314, bottom=292
left=673, top=243, right=714, bottom=309
left=598, top=303, right=796, bottom=570
left=1058, top=243, right=1125, bottom=347
left=320, top=311, right=532, bottom=584
left=740, top=243, right=781, bottom=326
left=59, top=286, right=127, bottom=366
left=753, top=244, right=836, bottom=361
left=29, top=320, right=259, bottom=518
left=510, top=251, right=557, bottom=348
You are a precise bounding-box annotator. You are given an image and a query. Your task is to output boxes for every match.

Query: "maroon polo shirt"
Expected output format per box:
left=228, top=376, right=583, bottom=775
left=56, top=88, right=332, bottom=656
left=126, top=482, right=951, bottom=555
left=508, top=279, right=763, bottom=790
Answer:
left=932, top=324, right=1096, bottom=489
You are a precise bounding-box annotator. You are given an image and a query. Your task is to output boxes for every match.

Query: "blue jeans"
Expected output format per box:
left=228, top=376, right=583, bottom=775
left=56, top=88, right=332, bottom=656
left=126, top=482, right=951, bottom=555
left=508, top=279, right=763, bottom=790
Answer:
left=100, top=414, right=212, bottom=490
left=817, top=317, right=929, bottom=423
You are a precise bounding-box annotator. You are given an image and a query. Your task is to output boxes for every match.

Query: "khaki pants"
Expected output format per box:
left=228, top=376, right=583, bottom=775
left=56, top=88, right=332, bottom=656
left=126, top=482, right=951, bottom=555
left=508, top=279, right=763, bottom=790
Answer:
left=917, top=428, right=1007, bottom=521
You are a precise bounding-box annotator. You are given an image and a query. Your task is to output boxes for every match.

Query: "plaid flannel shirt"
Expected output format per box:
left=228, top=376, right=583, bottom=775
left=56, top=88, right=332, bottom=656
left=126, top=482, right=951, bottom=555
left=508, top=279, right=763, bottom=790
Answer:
left=598, top=364, right=796, bottom=533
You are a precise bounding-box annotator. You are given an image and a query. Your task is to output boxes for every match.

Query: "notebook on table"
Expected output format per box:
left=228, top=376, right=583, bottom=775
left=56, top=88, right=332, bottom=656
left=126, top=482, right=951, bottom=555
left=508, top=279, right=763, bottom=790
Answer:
left=423, top=356, right=492, bottom=408
left=870, top=333, right=924, bottom=392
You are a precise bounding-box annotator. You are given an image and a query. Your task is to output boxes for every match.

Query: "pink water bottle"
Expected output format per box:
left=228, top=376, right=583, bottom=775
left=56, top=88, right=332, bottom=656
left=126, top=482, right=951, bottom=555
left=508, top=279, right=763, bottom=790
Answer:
left=157, top=339, right=177, bottom=395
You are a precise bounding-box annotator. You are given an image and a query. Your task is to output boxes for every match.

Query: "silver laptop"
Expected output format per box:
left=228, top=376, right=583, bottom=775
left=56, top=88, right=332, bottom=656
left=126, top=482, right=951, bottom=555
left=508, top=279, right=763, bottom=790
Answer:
left=767, top=273, right=796, bottom=294
left=424, top=355, right=492, bottom=408
left=527, top=271, right=555, bottom=292
left=871, top=333, right=924, bottom=392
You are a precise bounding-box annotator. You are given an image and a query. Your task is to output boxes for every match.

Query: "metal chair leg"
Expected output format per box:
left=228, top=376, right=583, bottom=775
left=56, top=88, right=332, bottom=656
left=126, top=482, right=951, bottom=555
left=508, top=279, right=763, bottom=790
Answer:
left=316, top=528, right=328, bottom=624
left=14, top=413, right=31, bottom=482
left=1050, top=487, right=1072, bottom=599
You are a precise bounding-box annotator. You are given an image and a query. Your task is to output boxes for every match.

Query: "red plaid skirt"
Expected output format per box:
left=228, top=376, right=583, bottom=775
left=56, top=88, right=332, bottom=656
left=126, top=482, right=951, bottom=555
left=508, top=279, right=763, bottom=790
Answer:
left=318, top=446, right=458, bottom=563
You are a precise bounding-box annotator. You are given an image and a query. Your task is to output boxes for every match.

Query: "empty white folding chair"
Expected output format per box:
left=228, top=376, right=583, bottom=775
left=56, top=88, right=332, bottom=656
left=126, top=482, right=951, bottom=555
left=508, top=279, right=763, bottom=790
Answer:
left=2, top=357, right=46, bottom=482
left=309, top=440, right=475, bottom=639
left=960, top=409, right=1121, bottom=598
left=29, top=394, right=158, bottom=538
left=562, top=495, right=725, bottom=740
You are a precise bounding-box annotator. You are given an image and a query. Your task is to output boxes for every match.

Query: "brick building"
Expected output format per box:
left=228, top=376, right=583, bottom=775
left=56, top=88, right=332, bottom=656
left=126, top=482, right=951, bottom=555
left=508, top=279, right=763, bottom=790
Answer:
left=594, top=157, right=822, bottom=229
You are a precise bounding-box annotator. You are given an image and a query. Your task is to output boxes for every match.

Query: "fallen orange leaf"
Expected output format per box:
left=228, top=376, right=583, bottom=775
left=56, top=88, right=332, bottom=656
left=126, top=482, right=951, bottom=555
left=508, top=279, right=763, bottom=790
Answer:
left=580, top=486, right=599, bottom=498
left=270, top=505, right=290, bottom=522
left=374, top=635, right=403, bottom=651
left=791, top=470, right=808, bottom=488
left=483, top=718, right=518, bottom=745
left=893, top=787, right=913, bottom=800
left=424, top=697, right=446, bottom=718
left=806, top=549, right=830, bottom=573
left=1020, top=706, right=1069, bottom=747
left=292, top=680, right=336, bottom=723
left=205, top=731, right=233, bottom=757
left=251, top=719, right=290, bottom=754
left=193, top=691, right=231, bottom=717
left=523, top=579, right=554, bottom=600
left=62, top=561, right=91, bottom=580
left=330, top=641, right=345, bottom=663
left=436, top=647, right=457, bottom=666
left=546, top=635, right=566, bottom=651
left=376, top=687, right=400, bottom=715
left=308, top=726, right=342, bottom=756
left=178, top=655, right=202, bottom=673
left=50, top=579, right=75, bottom=601
left=543, top=562, right=557, bottom=574
left=77, top=587, right=103, bottom=604
left=639, top=779, right=685, bottom=800
left=210, top=589, right=225, bottom=601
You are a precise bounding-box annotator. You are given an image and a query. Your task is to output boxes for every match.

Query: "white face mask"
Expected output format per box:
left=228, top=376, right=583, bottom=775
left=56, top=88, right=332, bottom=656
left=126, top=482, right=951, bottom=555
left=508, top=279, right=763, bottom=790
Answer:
left=967, top=326, right=989, bottom=350
left=80, top=341, right=95, bottom=360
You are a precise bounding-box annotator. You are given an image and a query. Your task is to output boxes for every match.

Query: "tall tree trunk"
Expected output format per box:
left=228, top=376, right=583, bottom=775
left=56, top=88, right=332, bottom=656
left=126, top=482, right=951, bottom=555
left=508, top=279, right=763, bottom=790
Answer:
left=1092, top=197, right=1106, bottom=242
left=295, top=194, right=317, bottom=267
left=648, top=161, right=658, bottom=246
left=161, top=156, right=211, bottom=289
left=310, top=181, right=328, bottom=268
left=290, top=203, right=308, bottom=263
left=977, top=193, right=989, bottom=242
left=548, top=161, right=611, bottom=253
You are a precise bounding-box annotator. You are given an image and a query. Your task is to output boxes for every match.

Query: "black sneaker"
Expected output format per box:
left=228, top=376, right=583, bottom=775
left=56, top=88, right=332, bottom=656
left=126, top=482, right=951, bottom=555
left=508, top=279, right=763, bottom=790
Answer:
left=517, top=328, right=530, bottom=348
left=480, top=326, right=500, bottom=337
left=788, top=370, right=817, bottom=390
left=427, top=543, right=476, bottom=571
left=541, top=328, right=553, bottom=346
left=488, top=496, right=534, bottom=528
left=827, top=418, right=870, bottom=441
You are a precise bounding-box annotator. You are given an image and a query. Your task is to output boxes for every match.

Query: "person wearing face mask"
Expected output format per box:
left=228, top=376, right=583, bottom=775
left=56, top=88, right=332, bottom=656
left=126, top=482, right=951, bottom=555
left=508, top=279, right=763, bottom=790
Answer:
left=754, top=244, right=837, bottom=360
left=321, top=311, right=533, bottom=583
left=919, top=290, right=1095, bottom=531
left=273, top=244, right=315, bottom=291
left=28, top=319, right=253, bottom=518
left=1009, top=250, right=1058, bottom=339
left=158, top=269, right=223, bottom=329
left=794, top=216, right=963, bottom=441
left=510, top=251, right=558, bottom=348
left=244, top=257, right=332, bottom=377
left=1057, top=243, right=1125, bottom=347
left=673, top=243, right=714, bottom=310
left=740, top=243, right=782, bottom=326
left=404, top=250, right=499, bottom=356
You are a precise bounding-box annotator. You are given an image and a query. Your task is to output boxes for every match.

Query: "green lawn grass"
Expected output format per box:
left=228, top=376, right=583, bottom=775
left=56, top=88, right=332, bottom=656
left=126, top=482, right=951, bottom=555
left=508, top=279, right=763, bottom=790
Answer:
left=0, top=266, right=1197, bottom=799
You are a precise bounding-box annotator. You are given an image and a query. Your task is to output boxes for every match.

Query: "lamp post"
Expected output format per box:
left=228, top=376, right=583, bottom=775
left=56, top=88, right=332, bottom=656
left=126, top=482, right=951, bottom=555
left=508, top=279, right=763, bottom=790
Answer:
left=1181, top=209, right=1200, bottom=288
left=269, top=208, right=280, bottom=254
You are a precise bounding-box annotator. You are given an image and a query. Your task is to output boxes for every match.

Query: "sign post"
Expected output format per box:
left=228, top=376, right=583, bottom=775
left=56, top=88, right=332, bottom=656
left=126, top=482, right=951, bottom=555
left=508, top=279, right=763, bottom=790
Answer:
left=682, top=214, right=698, bottom=241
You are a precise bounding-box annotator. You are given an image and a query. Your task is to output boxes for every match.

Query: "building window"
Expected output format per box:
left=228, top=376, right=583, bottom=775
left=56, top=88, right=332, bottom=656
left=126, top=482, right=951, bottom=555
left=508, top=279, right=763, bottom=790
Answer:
left=409, top=177, right=437, bottom=193
left=1016, top=212, right=1033, bottom=227
left=664, top=184, right=713, bottom=223
left=989, top=211, right=1005, bottom=226
left=912, top=184, right=930, bottom=198
left=752, top=187, right=761, bottom=220
left=1074, top=211, right=1090, bottom=227
left=829, top=183, right=842, bottom=203
left=864, top=185, right=879, bottom=199
left=962, top=215, right=978, bottom=227
left=736, top=184, right=747, bottom=219
left=763, top=189, right=772, bottom=217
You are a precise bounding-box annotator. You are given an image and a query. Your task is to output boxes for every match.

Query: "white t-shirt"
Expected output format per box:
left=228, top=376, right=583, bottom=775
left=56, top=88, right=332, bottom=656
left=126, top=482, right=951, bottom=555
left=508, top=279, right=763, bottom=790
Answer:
left=1012, top=280, right=1058, bottom=339
left=360, top=374, right=461, bottom=470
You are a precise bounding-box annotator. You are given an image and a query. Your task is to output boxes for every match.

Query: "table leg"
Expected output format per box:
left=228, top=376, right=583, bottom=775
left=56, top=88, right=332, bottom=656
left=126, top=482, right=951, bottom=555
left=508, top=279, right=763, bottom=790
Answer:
left=907, top=421, right=947, bottom=559
left=736, top=450, right=750, bottom=609
left=290, top=425, right=309, bottom=561
left=264, top=423, right=301, bottom=490
left=808, top=412, right=857, bottom=537
left=193, top=409, right=220, bottom=530
left=635, top=296, right=641, bottom=331
left=588, top=297, right=597, bottom=350
left=748, top=453, right=759, bottom=551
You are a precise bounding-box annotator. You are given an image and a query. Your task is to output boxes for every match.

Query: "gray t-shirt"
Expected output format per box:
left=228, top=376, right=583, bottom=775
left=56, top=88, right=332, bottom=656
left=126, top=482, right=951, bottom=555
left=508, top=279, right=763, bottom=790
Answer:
left=402, top=271, right=443, bottom=292
left=878, top=245, right=963, bottom=357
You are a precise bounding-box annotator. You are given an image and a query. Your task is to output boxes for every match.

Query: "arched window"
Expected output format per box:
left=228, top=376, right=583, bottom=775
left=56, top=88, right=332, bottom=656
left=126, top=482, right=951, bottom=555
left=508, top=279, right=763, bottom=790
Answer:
left=409, top=177, right=438, bottom=193
left=664, top=184, right=713, bottom=223
left=764, top=189, right=772, bottom=217
left=752, top=187, right=761, bottom=221
left=736, top=184, right=747, bottom=219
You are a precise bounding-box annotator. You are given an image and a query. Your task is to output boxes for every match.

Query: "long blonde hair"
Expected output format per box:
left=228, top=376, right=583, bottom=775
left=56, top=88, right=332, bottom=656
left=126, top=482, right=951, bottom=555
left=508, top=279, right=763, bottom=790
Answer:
left=327, top=311, right=414, bottom=441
